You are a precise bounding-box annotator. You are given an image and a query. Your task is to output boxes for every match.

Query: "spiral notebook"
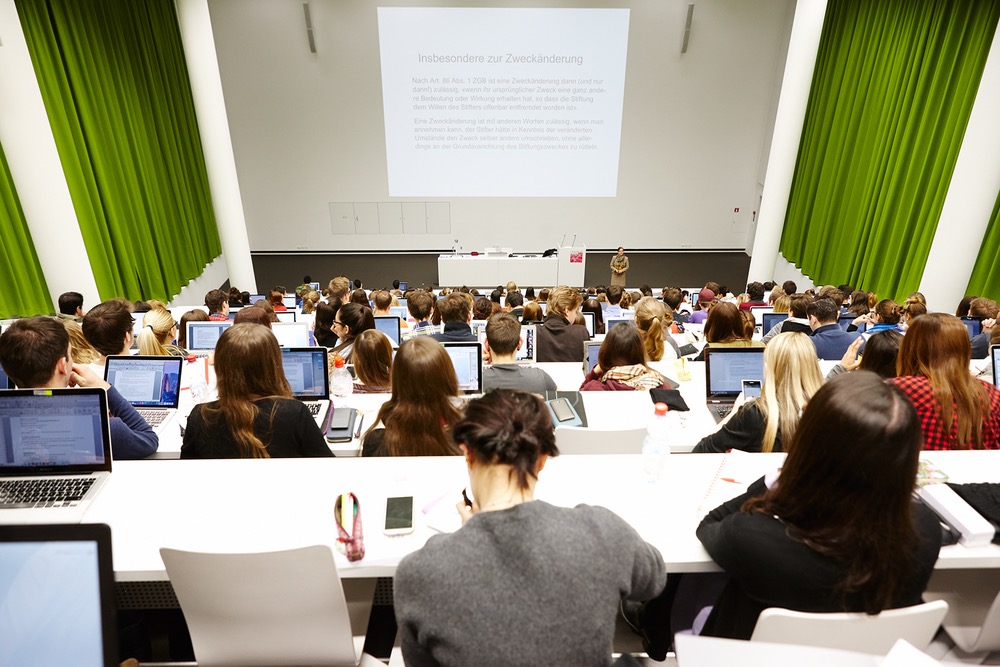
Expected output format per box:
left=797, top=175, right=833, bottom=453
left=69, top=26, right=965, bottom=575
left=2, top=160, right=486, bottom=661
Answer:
left=697, top=450, right=757, bottom=517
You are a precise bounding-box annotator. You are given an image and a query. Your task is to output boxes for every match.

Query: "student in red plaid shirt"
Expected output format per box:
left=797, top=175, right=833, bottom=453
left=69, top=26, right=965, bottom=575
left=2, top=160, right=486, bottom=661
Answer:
left=889, top=313, right=1000, bottom=450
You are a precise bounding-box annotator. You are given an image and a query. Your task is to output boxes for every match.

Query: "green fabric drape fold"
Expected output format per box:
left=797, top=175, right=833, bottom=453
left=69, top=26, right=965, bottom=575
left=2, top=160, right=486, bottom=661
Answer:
left=16, top=0, right=222, bottom=302
left=779, top=0, right=1000, bottom=301
left=966, top=191, right=1000, bottom=300
left=0, top=142, right=53, bottom=318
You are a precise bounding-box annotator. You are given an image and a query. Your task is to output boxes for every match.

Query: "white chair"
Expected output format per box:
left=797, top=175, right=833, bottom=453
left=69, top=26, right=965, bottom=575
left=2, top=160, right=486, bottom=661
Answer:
left=554, top=426, right=646, bottom=454
left=749, top=600, right=948, bottom=655
left=160, top=545, right=383, bottom=667
left=923, top=569, right=1000, bottom=653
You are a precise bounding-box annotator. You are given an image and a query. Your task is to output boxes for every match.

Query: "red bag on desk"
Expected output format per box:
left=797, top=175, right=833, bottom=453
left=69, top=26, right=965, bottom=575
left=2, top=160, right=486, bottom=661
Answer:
left=334, top=493, right=365, bottom=562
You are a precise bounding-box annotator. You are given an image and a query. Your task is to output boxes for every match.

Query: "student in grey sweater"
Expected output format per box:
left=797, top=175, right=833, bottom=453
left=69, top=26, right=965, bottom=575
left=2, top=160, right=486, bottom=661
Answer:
left=394, top=390, right=666, bottom=667
left=481, top=313, right=557, bottom=395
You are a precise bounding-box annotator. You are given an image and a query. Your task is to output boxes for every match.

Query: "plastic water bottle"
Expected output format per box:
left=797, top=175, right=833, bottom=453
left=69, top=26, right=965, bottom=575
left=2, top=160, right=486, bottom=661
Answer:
left=330, top=355, right=353, bottom=398
left=642, top=402, right=671, bottom=483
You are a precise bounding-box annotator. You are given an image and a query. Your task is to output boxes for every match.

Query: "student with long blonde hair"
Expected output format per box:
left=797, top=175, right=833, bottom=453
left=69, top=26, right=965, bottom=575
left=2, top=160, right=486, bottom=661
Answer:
left=64, top=320, right=101, bottom=364
left=693, top=332, right=824, bottom=453
left=138, top=307, right=186, bottom=356
left=362, top=337, right=462, bottom=456
left=181, top=324, right=332, bottom=458
left=634, top=297, right=680, bottom=362
left=890, top=313, right=1000, bottom=450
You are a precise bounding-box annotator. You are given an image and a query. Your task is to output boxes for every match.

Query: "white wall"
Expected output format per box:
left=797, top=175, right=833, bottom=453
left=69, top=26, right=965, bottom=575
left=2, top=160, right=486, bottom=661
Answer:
left=206, top=0, right=796, bottom=253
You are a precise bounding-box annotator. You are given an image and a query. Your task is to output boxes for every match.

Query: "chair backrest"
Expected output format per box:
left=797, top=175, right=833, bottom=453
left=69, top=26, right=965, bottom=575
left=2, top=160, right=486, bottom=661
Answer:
left=749, top=600, right=948, bottom=655
left=554, top=426, right=646, bottom=454
left=160, top=545, right=358, bottom=667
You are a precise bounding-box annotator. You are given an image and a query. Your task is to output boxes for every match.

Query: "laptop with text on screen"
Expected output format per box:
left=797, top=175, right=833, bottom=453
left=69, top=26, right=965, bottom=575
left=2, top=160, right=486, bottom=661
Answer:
left=442, top=342, right=484, bottom=395
left=0, top=523, right=119, bottom=666
left=478, top=324, right=537, bottom=365
left=374, top=316, right=402, bottom=346
left=271, top=322, right=311, bottom=348
left=0, top=388, right=112, bottom=524
left=280, top=347, right=331, bottom=428
left=186, top=321, right=232, bottom=357
left=103, top=356, right=182, bottom=435
left=704, top=347, right=765, bottom=423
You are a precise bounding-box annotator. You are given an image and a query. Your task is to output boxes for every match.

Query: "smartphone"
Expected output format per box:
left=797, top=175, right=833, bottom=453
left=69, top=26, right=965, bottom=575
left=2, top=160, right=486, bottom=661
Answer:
left=742, top=379, right=762, bottom=400
left=550, top=397, right=576, bottom=423
left=384, top=496, right=414, bottom=535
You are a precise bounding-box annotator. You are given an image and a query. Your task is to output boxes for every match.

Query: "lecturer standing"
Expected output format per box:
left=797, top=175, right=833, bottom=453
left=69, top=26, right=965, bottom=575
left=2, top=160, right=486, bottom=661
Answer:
left=610, top=246, right=629, bottom=287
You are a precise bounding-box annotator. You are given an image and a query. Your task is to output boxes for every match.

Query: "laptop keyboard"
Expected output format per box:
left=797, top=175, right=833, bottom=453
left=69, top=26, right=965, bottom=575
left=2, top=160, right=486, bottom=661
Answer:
left=306, top=402, right=321, bottom=416
left=0, top=478, right=95, bottom=508
left=711, top=404, right=734, bottom=420
left=137, top=409, right=170, bottom=426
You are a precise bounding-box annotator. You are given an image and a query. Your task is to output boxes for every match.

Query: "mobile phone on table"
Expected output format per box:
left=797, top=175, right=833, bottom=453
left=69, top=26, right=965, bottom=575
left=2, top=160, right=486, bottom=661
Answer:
left=742, top=379, right=762, bottom=400
left=384, top=496, right=415, bottom=535
left=550, top=397, right=576, bottom=423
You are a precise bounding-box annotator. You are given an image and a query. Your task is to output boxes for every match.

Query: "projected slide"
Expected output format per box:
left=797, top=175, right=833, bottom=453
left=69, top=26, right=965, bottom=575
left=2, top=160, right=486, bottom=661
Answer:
left=378, top=7, right=630, bottom=197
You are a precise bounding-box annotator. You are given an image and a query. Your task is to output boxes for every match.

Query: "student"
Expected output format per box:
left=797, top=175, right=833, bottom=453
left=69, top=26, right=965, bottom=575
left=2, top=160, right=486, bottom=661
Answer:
left=687, top=288, right=716, bottom=325
left=394, top=389, right=666, bottom=666
left=472, top=297, right=494, bottom=321
left=807, top=296, right=861, bottom=360
left=581, top=323, right=671, bottom=392
left=634, top=297, right=680, bottom=362
left=313, top=301, right=339, bottom=348
left=233, top=305, right=273, bottom=328
left=82, top=299, right=136, bottom=367
left=405, top=290, right=437, bottom=339
left=205, top=289, right=230, bottom=321
left=630, top=372, right=941, bottom=654
left=138, top=307, right=186, bottom=356
left=827, top=329, right=903, bottom=380
left=181, top=324, right=332, bottom=458
left=57, top=291, right=85, bottom=321
left=604, top=285, right=625, bottom=318
left=968, top=297, right=998, bottom=359
left=889, top=313, right=1000, bottom=450
left=431, top=293, right=477, bottom=343
left=331, top=302, right=375, bottom=362
left=521, top=301, right=544, bottom=325
left=177, top=308, right=209, bottom=349
left=269, top=289, right=288, bottom=312
left=692, top=301, right=763, bottom=360
left=64, top=320, right=101, bottom=364
left=482, top=314, right=556, bottom=395
left=351, top=329, right=392, bottom=394
left=661, top=287, right=688, bottom=327
left=0, top=316, right=158, bottom=459
left=692, top=332, right=823, bottom=453
left=738, top=281, right=767, bottom=310
left=761, top=295, right=812, bottom=344
left=362, top=337, right=462, bottom=457
left=349, top=288, right=369, bottom=306
left=537, top=285, right=591, bottom=362
left=860, top=299, right=905, bottom=337
left=504, top=290, right=524, bottom=319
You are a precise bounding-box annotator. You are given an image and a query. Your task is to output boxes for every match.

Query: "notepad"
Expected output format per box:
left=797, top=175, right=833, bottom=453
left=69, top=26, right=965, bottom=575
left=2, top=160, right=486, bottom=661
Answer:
left=697, top=449, right=757, bottom=517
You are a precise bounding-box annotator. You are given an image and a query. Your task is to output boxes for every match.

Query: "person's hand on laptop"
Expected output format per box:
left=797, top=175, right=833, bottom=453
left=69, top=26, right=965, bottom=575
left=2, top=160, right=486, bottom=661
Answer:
left=69, top=363, right=112, bottom=390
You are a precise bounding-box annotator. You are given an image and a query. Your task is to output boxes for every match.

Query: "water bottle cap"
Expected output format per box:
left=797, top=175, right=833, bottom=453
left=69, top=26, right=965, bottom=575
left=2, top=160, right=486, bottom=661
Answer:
left=654, top=402, right=668, bottom=416
left=334, top=356, right=345, bottom=368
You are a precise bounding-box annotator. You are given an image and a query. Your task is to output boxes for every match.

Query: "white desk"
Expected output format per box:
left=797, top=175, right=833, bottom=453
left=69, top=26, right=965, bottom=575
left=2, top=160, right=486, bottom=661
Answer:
left=83, top=451, right=1000, bottom=584
left=437, top=254, right=558, bottom=287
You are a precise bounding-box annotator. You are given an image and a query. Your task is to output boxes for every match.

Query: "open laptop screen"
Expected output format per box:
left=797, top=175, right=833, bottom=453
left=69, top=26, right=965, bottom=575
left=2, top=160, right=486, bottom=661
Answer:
left=271, top=322, right=310, bottom=348
left=104, top=356, right=182, bottom=408
left=0, top=523, right=118, bottom=667
left=992, top=346, right=1000, bottom=388
left=705, top=348, right=765, bottom=398
left=0, top=389, right=110, bottom=470
left=374, top=316, right=402, bottom=345
left=581, top=311, right=596, bottom=337
left=442, top=342, right=483, bottom=395
left=761, top=312, right=787, bottom=332
left=583, top=340, right=601, bottom=374
left=0, top=365, right=11, bottom=389
left=514, top=325, right=536, bottom=363
left=186, top=321, right=232, bottom=352
left=281, top=348, right=329, bottom=400
left=838, top=315, right=866, bottom=334
left=961, top=317, right=982, bottom=339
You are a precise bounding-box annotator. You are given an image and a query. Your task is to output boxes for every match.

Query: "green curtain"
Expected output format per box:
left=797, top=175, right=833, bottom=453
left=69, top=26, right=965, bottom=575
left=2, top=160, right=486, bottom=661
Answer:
left=0, top=142, right=53, bottom=318
left=16, top=0, right=222, bottom=302
left=966, top=190, right=1000, bottom=300
left=779, top=0, right=1000, bottom=301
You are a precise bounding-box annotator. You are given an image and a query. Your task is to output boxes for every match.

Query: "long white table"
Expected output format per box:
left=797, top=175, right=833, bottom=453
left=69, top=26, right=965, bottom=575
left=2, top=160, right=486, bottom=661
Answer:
left=84, top=450, right=1000, bottom=584
left=437, top=254, right=558, bottom=286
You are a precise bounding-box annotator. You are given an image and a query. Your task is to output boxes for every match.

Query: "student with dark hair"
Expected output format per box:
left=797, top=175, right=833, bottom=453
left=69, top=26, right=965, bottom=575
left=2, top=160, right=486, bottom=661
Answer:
left=687, top=288, right=716, bottom=325
left=693, top=302, right=762, bottom=360
left=395, top=389, right=666, bottom=666
left=0, top=316, right=157, bottom=459
left=521, top=301, right=543, bottom=324
left=181, top=324, right=331, bottom=459
left=349, top=288, right=369, bottom=306
left=537, top=286, right=591, bottom=362
left=661, top=287, right=688, bottom=326
left=362, top=337, right=462, bottom=457
left=890, top=313, right=1000, bottom=450
left=351, top=329, right=393, bottom=394
left=482, top=314, right=556, bottom=395
left=177, top=309, right=209, bottom=349
left=405, top=290, right=437, bottom=339
left=605, top=284, right=625, bottom=318
left=82, top=299, right=135, bottom=365
left=57, top=291, right=85, bottom=321
left=228, top=287, right=242, bottom=308
left=738, top=282, right=766, bottom=310
left=780, top=280, right=797, bottom=295
left=581, top=323, right=670, bottom=392
left=331, top=302, right=375, bottom=362
left=504, top=290, right=524, bottom=318
left=630, top=372, right=941, bottom=655
left=828, top=329, right=903, bottom=380
left=313, top=301, right=338, bottom=348
left=472, top=297, right=494, bottom=322
left=968, top=297, right=999, bottom=359
left=761, top=295, right=813, bottom=344
left=956, top=295, right=976, bottom=318
left=580, top=297, right=605, bottom=335
left=807, top=297, right=861, bottom=360
left=524, top=286, right=536, bottom=301
left=431, top=293, right=477, bottom=343
left=233, top=305, right=273, bottom=329
left=860, top=299, right=905, bottom=339
left=205, top=289, right=229, bottom=321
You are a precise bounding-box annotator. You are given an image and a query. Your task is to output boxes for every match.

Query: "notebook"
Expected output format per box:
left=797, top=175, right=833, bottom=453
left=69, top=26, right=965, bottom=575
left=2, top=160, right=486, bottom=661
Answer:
left=0, top=388, right=112, bottom=524
left=186, top=321, right=232, bottom=356
left=280, top=347, right=331, bottom=428
left=271, top=322, right=311, bottom=348
left=103, top=356, right=182, bottom=434
left=442, top=342, right=483, bottom=395
left=0, top=523, right=119, bottom=666
left=761, top=312, right=787, bottom=333
left=374, top=316, right=402, bottom=346
left=704, top=347, right=765, bottom=423
left=581, top=311, right=596, bottom=337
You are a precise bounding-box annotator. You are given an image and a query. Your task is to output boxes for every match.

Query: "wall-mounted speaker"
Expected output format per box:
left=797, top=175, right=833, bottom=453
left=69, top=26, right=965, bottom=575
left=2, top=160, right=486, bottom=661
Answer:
left=680, top=4, right=695, bottom=54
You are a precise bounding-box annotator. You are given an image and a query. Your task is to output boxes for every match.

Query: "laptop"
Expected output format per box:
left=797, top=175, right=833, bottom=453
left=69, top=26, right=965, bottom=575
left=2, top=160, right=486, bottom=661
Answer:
left=282, top=295, right=297, bottom=309
left=388, top=306, right=408, bottom=320
left=271, top=322, right=311, bottom=348
left=249, top=294, right=266, bottom=304
left=0, top=388, right=112, bottom=524
left=838, top=314, right=866, bottom=334
left=960, top=316, right=983, bottom=339
left=749, top=306, right=771, bottom=326
left=186, top=321, right=232, bottom=357
left=606, top=315, right=635, bottom=331
left=275, top=310, right=297, bottom=323
left=0, top=364, right=12, bottom=389
left=374, top=316, right=402, bottom=346
left=398, top=281, right=408, bottom=291
left=103, top=356, right=183, bottom=434
left=582, top=311, right=596, bottom=337
left=469, top=319, right=488, bottom=341
left=280, top=347, right=331, bottom=428
left=442, top=342, right=484, bottom=395
left=761, top=312, right=788, bottom=333
left=0, top=523, right=119, bottom=666
left=991, top=345, right=1000, bottom=388
left=583, top=340, right=602, bottom=374
left=704, top=347, right=766, bottom=423
left=514, top=325, right=537, bottom=364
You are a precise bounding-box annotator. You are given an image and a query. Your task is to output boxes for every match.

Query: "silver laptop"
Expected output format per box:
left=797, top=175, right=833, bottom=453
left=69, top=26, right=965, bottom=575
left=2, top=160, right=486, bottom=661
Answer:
left=441, top=342, right=484, bottom=395
left=0, top=523, right=119, bottom=666
left=374, top=316, right=402, bottom=346
left=0, top=388, right=112, bottom=524
left=271, top=322, right=311, bottom=348
left=103, top=356, right=183, bottom=434
left=280, top=347, right=331, bottom=428
left=705, top=347, right=765, bottom=423
left=582, top=340, right=602, bottom=374
left=514, top=325, right=537, bottom=364
left=275, top=310, right=297, bottom=323
left=605, top=315, right=635, bottom=331
left=186, top=321, right=232, bottom=357
left=581, top=311, right=596, bottom=336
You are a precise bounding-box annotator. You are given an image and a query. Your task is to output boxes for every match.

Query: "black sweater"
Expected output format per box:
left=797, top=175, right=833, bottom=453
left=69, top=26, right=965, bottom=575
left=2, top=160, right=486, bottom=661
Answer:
left=182, top=397, right=333, bottom=458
